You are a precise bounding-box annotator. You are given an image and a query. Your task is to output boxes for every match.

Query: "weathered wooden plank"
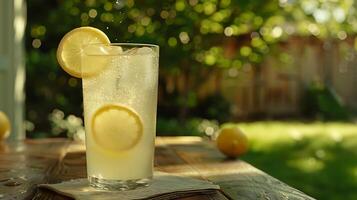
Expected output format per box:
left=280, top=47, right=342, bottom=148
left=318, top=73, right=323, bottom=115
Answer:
left=171, top=191, right=228, bottom=200
left=49, top=151, right=87, bottom=182
left=159, top=137, right=315, bottom=200
left=0, top=139, right=70, bottom=200
left=1, top=137, right=315, bottom=200
left=154, top=138, right=229, bottom=200
left=23, top=142, right=85, bottom=200
left=155, top=138, right=201, bottom=178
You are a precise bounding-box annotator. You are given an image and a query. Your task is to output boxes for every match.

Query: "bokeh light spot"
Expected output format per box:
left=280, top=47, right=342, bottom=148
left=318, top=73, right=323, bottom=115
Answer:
left=189, top=0, right=198, bottom=6
left=141, top=17, right=151, bottom=26
left=81, top=13, right=89, bottom=21
left=128, top=24, right=136, bottom=33
left=160, top=10, right=169, bottom=19
left=204, top=54, right=216, bottom=65
left=224, top=27, right=233, bottom=36
left=240, top=46, right=252, bottom=57
left=179, top=32, right=190, bottom=44
left=175, top=0, right=186, bottom=11
left=168, top=37, right=177, bottom=47
left=203, top=2, right=216, bottom=15
left=104, top=2, right=113, bottom=11
left=88, top=9, right=97, bottom=18
left=272, top=26, right=283, bottom=38
left=32, top=39, right=41, bottom=48
left=337, top=31, right=347, bottom=40
left=68, top=78, right=78, bottom=87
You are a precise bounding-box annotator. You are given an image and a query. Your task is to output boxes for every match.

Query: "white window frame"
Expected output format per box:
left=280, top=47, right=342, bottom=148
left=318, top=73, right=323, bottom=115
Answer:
left=0, top=0, right=26, bottom=140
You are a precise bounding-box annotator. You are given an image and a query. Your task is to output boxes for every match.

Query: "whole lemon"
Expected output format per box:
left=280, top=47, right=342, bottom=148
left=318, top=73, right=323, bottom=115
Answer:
left=0, top=111, right=11, bottom=140
left=216, top=126, right=248, bottom=158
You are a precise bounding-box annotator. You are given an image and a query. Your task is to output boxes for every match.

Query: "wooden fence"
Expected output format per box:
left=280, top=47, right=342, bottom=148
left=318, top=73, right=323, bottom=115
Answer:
left=220, top=37, right=357, bottom=118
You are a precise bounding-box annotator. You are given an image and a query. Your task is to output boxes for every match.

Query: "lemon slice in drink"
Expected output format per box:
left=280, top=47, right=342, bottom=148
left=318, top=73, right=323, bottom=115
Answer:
left=91, top=104, right=143, bottom=152
left=57, top=27, right=110, bottom=78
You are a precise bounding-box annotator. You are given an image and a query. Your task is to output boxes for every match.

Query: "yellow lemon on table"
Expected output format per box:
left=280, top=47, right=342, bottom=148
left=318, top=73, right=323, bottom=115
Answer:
left=91, top=104, right=143, bottom=153
left=0, top=111, right=11, bottom=140
left=57, top=26, right=110, bottom=78
left=216, top=126, right=248, bottom=158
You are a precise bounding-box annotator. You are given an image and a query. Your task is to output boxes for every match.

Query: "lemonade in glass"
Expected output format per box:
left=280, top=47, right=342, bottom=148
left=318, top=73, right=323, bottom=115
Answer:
left=56, top=27, right=159, bottom=190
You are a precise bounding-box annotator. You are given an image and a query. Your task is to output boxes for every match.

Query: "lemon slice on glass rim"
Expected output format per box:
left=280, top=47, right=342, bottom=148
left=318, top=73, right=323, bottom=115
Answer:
left=91, top=104, right=143, bottom=152
left=56, top=26, right=110, bottom=78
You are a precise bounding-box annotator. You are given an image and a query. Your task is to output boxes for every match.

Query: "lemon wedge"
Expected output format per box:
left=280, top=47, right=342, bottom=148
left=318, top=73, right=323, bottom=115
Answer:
left=56, top=27, right=110, bottom=78
left=91, top=104, right=143, bottom=152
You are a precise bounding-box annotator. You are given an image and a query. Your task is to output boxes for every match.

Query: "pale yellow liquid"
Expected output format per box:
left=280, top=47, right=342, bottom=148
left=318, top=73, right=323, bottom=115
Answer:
left=82, top=49, right=158, bottom=180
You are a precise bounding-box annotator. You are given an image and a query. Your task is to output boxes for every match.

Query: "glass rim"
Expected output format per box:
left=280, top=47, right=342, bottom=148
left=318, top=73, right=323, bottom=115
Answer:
left=82, top=43, right=159, bottom=56
left=84, top=42, right=159, bottom=48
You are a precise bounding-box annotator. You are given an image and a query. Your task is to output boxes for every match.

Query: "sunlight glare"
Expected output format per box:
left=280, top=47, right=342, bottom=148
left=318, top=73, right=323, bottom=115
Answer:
left=313, top=9, right=330, bottom=24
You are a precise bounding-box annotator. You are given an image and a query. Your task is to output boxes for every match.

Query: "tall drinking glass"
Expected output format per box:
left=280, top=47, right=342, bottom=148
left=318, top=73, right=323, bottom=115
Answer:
left=81, top=43, right=159, bottom=190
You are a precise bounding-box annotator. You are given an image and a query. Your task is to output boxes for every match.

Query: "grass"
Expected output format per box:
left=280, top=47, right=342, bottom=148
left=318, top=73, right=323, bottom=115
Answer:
left=236, top=121, right=357, bottom=200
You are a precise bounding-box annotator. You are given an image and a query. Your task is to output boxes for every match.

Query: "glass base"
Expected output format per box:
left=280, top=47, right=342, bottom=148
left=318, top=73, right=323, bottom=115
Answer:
left=88, top=176, right=151, bottom=191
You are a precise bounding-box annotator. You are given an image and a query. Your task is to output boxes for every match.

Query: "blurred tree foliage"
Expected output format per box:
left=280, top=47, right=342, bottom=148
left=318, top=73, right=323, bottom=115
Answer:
left=26, top=0, right=357, bottom=137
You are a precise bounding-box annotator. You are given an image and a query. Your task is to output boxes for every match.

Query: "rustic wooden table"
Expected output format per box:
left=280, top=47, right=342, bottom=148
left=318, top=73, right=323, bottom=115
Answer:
left=0, top=137, right=315, bottom=200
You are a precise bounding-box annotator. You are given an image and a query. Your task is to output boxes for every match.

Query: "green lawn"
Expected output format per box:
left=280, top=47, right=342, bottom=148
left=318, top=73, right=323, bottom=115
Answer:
left=236, top=121, right=357, bottom=200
